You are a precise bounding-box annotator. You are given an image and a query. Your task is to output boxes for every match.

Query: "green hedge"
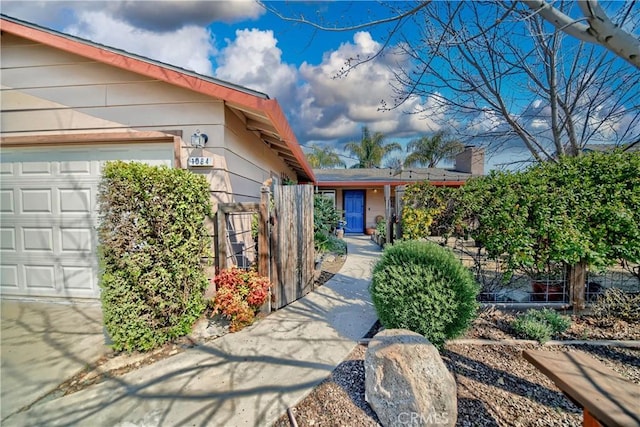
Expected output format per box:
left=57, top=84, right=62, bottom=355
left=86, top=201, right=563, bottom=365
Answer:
left=370, top=240, right=479, bottom=348
left=97, top=161, right=212, bottom=352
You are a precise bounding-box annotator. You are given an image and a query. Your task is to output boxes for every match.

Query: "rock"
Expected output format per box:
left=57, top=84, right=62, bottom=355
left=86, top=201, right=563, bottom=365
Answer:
left=365, top=329, right=457, bottom=427
left=324, top=253, right=336, bottom=263
left=189, top=315, right=230, bottom=341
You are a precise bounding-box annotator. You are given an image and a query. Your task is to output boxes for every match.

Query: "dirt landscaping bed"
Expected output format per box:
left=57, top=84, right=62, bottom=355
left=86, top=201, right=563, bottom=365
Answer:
left=273, top=307, right=640, bottom=427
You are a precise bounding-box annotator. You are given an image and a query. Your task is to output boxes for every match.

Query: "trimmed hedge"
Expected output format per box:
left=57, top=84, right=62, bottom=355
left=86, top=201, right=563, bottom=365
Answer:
left=370, top=240, right=479, bottom=348
left=97, top=161, right=212, bottom=352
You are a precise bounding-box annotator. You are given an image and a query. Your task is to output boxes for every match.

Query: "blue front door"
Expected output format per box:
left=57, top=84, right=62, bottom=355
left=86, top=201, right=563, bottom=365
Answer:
left=344, top=190, right=365, bottom=233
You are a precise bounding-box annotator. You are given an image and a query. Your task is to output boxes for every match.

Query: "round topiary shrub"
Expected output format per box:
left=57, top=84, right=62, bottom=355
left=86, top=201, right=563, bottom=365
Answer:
left=370, top=240, right=479, bottom=348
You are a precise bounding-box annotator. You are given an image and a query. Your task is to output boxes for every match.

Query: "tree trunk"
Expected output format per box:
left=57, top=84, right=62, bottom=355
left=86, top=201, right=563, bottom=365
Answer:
left=567, top=260, right=588, bottom=314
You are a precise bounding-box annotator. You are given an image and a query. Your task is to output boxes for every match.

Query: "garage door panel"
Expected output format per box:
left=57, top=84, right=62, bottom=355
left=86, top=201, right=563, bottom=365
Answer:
left=62, top=266, right=94, bottom=291
left=1, top=265, right=19, bottom=289
left=1, top=190, right=14, bottom=212
left=60, top=159, right=91, bottom=175
left=24, top=264, right=56, bottom=290
left=21, top=161, right=52, bottom=175
left=0, top=162, right=14, bottom=175
left=59, top=188, right=92, bottom=213
left=60, top=228, right=93, bottom=252
left=1, top=227, right=16, bottom=251
left=23, top=227, right=54, bottom=252
left=21, top=188, right=53, bottom=213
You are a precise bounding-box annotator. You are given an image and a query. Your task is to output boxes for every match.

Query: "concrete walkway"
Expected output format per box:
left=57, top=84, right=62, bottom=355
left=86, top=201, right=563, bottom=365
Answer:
left=1, top=300, right=106, bottom=421
left=2, top=235, right=381, bottom=427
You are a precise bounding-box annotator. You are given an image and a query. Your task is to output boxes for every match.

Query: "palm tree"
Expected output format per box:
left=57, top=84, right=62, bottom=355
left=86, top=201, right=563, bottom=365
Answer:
left=344, top=126, right=401, bottom=168
left=404, top=131, right=465, bottom=168
left=305, top=144, right=346, bottom=168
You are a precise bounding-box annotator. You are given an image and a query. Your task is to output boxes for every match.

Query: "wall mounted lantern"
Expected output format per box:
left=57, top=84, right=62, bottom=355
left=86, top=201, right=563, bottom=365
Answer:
left=190, top=129, right=208, bottom=148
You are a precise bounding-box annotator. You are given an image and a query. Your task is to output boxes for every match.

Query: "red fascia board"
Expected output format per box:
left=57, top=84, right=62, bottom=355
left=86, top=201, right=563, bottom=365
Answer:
left=315, top=180, right=466, bottom=188
left=0, top=18, right=316, bottom=182
left=263, top=101, right=316, bottom=181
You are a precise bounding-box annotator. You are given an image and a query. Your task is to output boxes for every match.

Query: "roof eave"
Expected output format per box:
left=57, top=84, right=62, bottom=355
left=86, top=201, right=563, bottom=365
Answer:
left=0, top=15, right=316, bottom=182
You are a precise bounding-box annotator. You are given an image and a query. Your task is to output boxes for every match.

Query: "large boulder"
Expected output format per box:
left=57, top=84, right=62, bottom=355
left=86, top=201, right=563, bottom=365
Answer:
left=365, top=329, right=457, bottom=427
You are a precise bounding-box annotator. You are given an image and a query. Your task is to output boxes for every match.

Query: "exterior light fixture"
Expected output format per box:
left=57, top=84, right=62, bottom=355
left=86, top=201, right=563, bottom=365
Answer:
left=190, top=129, right=208, bottom=148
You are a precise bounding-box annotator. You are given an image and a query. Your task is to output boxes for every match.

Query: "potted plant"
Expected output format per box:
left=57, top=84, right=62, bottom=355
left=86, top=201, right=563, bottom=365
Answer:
left=527, top=266, right=567, bottom=302
left=335, top=219, right=346, bottom=239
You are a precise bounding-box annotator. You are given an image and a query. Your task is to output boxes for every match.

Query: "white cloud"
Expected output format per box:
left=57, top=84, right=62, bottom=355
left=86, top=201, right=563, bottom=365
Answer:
left=293, top=31, right=448, bottom=142
left=64, top=11, right=216, bottom=75
left=467, top=108, right=509, bottom=134
left=213, top=28, right=298, bottom=101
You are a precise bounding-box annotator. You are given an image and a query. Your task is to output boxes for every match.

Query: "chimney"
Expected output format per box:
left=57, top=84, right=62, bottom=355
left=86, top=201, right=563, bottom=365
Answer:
left=455, top=146, right=485, bottom=175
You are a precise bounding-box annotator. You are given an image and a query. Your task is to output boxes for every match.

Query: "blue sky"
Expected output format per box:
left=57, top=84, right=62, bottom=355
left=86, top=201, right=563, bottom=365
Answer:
left=2, top=1, right=638, bottom=170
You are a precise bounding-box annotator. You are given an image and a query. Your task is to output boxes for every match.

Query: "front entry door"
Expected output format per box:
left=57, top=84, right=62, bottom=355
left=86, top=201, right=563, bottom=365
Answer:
left=344, top=190, right=364, bottom=233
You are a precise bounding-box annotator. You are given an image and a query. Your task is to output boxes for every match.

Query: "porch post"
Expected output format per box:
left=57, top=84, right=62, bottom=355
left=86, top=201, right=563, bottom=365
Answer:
left=384, top=184, right=391, bottom=244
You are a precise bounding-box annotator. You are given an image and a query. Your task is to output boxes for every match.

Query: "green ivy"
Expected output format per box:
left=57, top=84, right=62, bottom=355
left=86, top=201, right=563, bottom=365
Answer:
left=97, top=161, right=212, bottom=352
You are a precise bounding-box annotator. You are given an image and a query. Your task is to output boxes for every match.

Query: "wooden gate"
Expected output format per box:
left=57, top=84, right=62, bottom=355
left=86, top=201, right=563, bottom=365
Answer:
left=214, top=184, right=314, bottom=310
left=270, top=184, right=314, bottom=309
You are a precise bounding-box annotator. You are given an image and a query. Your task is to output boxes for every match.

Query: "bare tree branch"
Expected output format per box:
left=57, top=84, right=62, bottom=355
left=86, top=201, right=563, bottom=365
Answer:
left=521, top=0, right=640, bottom=68
left=258, top=1, right=431, bottom=32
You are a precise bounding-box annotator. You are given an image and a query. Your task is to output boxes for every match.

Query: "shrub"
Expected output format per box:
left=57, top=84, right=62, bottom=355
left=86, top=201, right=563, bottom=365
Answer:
left=213, top=267, right=271, bottom=332
left=314, top=195, right=340, bottom=236
left=512, top=308, right=571, bottom=343
left=401, top=182, right=461, bottom=239
left=375, top=218, right=386, bottom=239
left=369, top=240, right=479, bottom=348
left=98, top=161, right=212, bottom=352
left=591, top=288, right=640, bottom=324
left=314, top=195, right=345, bottom=254
left=512, top=317, right=553, bottom=343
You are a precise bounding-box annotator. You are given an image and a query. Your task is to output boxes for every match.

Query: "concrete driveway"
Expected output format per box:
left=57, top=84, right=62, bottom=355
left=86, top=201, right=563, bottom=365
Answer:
left=0, top=300, right=107, bottom=421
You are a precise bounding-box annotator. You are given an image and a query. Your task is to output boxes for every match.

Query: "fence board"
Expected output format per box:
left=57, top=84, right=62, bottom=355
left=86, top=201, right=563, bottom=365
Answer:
left=271, top=184, right=314, bottom=309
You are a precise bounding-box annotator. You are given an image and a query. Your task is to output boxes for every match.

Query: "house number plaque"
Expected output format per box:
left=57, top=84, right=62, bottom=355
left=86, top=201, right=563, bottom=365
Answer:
left=187, top=157, right=213, bottom=167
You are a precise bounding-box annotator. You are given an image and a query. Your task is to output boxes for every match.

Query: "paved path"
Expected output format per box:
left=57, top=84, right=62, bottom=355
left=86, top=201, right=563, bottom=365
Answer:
left=0, top=300, right=106, bottom=421
left=3, top=235, right=381, bottom=427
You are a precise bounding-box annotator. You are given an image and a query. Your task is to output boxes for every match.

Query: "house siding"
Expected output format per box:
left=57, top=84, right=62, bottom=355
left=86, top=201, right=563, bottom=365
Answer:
left=1, top=32, right=296, bottom=205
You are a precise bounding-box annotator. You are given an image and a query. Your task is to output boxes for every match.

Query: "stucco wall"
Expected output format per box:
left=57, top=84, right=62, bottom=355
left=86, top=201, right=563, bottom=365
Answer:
left=365, top=190, right=386, bottom=228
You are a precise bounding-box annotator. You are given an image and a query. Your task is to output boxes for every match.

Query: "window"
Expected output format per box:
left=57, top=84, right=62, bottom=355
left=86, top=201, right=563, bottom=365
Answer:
left=317, top=190, right=336, bottom=208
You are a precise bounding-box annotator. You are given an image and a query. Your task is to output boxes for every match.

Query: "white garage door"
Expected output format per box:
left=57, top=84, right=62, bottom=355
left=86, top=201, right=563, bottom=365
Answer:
left=0, top=143, right=174, bottom=299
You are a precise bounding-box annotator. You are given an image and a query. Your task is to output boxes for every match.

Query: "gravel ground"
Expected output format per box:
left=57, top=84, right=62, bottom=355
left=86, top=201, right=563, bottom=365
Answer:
left=273, top=307, right=640, bottom=427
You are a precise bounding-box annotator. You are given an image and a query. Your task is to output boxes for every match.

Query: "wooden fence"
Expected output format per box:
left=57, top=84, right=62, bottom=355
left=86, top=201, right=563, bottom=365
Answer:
left=214, top=184, right=314, bottom=310
left=270, top=184, right=314, bottom=309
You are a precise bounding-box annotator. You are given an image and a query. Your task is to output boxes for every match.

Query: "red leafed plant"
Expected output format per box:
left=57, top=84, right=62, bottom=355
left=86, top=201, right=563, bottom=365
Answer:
left=212, top=267, right=271, bottom=332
